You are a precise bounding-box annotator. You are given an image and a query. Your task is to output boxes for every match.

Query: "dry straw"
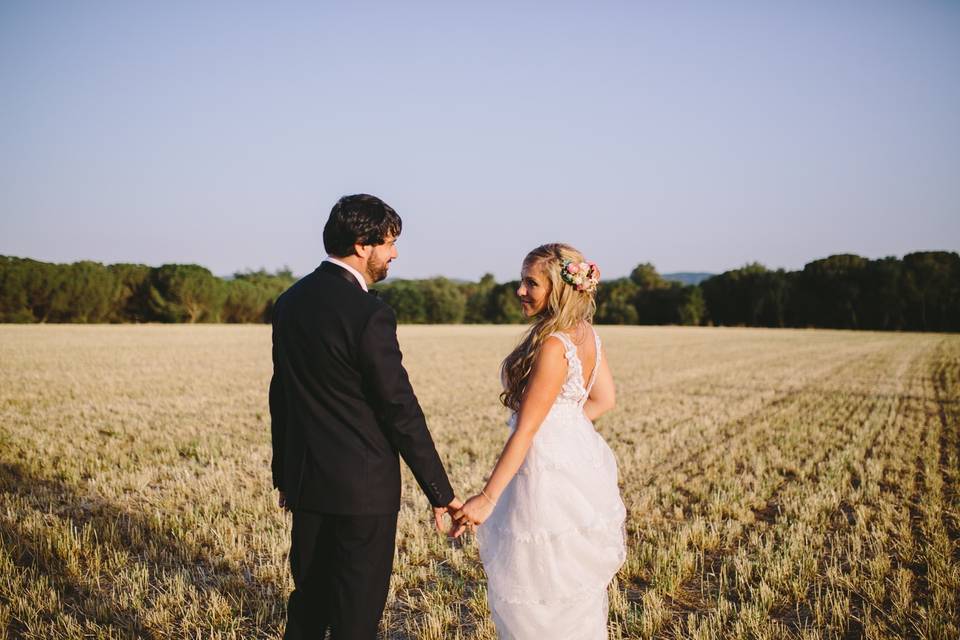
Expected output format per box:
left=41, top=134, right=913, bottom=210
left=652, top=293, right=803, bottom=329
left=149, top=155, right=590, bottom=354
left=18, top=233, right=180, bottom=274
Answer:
left=0, top=324, right=957, bottom=638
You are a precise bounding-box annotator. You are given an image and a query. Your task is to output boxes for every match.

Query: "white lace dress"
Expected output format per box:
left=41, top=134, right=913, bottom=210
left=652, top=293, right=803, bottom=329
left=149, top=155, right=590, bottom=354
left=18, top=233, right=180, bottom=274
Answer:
left=476, top=328, right=627, bottom=639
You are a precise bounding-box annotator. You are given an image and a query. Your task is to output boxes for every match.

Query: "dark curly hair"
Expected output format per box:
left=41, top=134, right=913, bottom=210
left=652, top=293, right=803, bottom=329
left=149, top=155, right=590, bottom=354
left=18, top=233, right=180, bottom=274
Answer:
left=322, top=194, right=402, bottom=257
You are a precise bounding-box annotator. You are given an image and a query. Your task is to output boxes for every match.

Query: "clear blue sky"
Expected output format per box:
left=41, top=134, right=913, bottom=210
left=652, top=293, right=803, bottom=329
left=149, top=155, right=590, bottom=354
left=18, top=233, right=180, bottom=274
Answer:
left=1, top=1, right=958, bottom=281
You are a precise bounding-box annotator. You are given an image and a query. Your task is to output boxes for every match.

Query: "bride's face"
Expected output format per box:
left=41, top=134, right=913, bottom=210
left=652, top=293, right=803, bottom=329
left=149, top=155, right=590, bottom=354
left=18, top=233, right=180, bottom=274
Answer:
left=517, top=263, right=550, bottom=317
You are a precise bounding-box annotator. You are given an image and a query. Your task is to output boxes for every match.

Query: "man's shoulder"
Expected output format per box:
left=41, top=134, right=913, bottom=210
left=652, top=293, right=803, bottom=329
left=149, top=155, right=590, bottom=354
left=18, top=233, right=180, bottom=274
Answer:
left=273, top=272, right=312, bottom=310
left=280, top=269, right=386, bottom=318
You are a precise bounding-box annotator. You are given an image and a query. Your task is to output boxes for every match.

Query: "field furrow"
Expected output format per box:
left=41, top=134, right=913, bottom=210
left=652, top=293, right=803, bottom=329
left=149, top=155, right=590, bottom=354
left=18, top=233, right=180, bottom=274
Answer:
left=611, top=343, right=915, bottom=639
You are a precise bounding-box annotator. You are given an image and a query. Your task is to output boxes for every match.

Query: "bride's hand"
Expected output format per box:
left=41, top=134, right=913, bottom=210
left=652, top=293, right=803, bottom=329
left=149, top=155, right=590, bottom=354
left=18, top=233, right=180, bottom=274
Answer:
left=452, top=494, right=495, bottom=535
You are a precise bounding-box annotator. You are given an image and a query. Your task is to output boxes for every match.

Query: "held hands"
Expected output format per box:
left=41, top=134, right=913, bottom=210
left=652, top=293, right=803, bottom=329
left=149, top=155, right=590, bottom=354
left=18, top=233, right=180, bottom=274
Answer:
left=450, top=492, right=496, bottom=538
left=434, top=498, right=464, bottom=537
left=279, top=490, right=495, bottom=538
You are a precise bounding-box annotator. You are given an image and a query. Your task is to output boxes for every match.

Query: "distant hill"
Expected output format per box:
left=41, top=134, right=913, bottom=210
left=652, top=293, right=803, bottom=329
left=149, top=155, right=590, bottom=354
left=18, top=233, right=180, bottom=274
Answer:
left=662, top=272, right=714, bottom=286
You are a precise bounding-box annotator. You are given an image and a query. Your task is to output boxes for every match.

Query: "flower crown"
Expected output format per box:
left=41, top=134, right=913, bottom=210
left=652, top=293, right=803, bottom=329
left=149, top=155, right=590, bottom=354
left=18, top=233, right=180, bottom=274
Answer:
left=560, top=259, right=600, bottom=293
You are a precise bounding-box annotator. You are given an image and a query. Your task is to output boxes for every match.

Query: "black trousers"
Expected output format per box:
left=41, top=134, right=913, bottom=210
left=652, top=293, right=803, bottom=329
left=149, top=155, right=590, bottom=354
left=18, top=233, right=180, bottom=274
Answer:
left=284, top=511, right=398, bottom=640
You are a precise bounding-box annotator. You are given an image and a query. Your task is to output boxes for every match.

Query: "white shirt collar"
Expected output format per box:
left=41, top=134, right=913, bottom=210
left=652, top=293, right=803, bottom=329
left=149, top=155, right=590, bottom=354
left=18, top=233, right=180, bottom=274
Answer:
left=323, top=256, right=368, bottom=292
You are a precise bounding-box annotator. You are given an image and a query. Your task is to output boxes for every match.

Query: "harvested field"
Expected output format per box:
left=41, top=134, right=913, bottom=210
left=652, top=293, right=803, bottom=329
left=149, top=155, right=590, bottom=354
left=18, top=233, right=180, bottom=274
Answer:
left=0, top=325, right=957, bottom=639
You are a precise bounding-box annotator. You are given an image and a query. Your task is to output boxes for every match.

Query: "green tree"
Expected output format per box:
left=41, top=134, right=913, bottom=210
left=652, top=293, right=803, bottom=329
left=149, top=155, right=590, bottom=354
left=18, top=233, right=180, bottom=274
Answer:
left=485, top=281, right=524, bottom=324
left=420, top=277, right=466, bottom=323
left=222, top=279, right=266, bottom=323
left=624, top=262, right=704, bottom=325
left=48, top=261, right=118, bottom=322
left=677, top=285, right=706, bottom=326
left=0, top=256, right=34, bottom=322
left=796, top=254, right=869, bottom=329
left=17, top=259, right=66, bottom=322
left=378, top=280, right=427, bottom=323
left=901, top=251, right=960, bottom=331
left=702, top=263, right=790, bottom=327
left=860, top=257, right=904, bottom=330
left=149, top=264, right=226, bottom=323
left=595, top=278, right=639, bottom=324
left=223, top=269, right=295, bottom=323
left=108, top=263, right=153, bottom=322
left=630, top=263, right=669, bottom=291
left=464, top=273, right=497, bottom=323
left=636, top=283, right=703, bottom=325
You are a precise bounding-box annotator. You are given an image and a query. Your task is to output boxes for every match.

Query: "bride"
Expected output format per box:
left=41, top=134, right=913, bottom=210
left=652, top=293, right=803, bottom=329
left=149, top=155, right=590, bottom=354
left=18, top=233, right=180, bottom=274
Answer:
left=454, top=243, right=627, bottom=639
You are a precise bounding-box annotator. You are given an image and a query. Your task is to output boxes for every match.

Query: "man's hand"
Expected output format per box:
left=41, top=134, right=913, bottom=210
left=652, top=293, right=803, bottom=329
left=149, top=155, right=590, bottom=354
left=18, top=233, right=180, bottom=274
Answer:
left=278, top=490, right=289, bottom=511
left=433, top=497, right=463, bottom=536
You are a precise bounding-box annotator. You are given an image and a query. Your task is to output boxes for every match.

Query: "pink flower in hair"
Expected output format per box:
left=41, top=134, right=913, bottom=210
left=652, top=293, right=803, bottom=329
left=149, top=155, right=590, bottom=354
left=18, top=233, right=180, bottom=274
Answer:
left=560, top=258, right=601, bottom=293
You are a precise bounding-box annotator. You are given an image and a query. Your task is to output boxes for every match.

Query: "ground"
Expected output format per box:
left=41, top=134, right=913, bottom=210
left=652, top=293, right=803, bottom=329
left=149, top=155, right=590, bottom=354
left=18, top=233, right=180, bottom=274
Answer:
left=0, top=325, right=957, bottom=639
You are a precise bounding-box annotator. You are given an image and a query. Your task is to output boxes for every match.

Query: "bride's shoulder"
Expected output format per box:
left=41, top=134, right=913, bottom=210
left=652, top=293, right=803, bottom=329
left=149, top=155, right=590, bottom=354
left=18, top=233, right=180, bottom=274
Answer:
left=536, top=334, right=570, bottom=368
left=527, top=339, right=569, bottom=387
left=542, top=332, right=571, bottom=351
left=548, top=322, right=594, bottom=346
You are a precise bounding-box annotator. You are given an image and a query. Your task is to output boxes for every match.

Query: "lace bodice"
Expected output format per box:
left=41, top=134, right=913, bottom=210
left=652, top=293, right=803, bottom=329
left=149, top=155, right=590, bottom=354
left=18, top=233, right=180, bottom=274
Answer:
left=548, top=327, right=601, bottom=407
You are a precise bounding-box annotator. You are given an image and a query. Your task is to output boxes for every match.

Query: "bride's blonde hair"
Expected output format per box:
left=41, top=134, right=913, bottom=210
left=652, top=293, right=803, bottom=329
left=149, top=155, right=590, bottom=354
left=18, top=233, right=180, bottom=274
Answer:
left=500, top=243, right=597, bottom=411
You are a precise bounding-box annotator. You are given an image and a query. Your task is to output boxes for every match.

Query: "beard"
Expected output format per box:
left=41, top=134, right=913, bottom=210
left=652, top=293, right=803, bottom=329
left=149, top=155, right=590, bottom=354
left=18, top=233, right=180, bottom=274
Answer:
left=366, top=255, right=390, bottom=283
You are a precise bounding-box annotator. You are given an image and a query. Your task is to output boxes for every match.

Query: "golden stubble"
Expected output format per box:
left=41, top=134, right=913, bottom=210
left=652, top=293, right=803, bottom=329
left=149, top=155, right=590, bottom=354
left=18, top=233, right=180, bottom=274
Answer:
left=0, top=324, right=957, bottom=639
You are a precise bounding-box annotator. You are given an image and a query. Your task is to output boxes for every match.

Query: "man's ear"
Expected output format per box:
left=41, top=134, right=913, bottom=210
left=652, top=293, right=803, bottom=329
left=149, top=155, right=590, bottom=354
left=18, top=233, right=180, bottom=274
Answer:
left=353, top=243, right=373, bottom=259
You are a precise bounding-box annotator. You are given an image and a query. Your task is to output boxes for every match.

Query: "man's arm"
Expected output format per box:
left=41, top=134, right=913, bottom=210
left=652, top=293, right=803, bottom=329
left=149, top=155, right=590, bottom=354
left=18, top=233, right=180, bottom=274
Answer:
left=359, top=305, right=455, bottom=508
left=269, top=310, right=287, bottom=502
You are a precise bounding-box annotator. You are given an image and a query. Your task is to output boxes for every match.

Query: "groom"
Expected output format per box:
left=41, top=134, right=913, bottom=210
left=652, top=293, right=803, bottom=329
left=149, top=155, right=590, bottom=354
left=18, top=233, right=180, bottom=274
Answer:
left=269, top=194, right=461, bottom=639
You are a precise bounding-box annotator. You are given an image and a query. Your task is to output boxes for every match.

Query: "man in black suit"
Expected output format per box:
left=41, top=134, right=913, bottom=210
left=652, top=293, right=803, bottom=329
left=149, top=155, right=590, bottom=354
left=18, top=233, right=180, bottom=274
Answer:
left=270, top=194, right=461, bottom=639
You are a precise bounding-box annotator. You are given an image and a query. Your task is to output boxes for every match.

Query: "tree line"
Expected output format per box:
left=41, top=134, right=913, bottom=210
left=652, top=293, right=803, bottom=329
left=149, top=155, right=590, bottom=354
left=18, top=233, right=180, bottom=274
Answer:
left=0, top=257, right=294, bottom=323
left=697, top=251, right=959, bottom=332
left=1, top=252, right=957, bottom=331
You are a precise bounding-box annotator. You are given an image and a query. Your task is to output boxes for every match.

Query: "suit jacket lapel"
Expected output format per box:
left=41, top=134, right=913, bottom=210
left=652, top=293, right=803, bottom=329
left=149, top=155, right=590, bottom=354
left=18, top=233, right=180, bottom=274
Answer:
left=317, top=261, right=365, bottom=291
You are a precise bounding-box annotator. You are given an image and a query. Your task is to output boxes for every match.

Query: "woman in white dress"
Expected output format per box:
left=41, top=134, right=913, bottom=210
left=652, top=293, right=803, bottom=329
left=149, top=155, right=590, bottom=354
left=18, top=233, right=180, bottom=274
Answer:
left=454, top=243, right=627, bottom=639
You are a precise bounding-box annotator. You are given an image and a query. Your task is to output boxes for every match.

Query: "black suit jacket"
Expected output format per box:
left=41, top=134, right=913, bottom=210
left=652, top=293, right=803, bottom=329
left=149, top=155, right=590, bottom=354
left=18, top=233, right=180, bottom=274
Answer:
left=270, top=261, right=454, bottom=514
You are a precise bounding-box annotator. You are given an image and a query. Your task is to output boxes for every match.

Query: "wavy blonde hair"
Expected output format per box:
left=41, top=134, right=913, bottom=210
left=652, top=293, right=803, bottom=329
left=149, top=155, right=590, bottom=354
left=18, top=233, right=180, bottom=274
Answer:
left=500, top=243, right=597, bottom=411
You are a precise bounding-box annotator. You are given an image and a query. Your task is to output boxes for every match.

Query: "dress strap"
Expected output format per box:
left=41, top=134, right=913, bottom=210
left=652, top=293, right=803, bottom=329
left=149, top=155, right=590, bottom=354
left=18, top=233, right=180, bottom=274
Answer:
left=547, top=331, right=576, bottom=354
left=581, top=326, right=602, bottom=403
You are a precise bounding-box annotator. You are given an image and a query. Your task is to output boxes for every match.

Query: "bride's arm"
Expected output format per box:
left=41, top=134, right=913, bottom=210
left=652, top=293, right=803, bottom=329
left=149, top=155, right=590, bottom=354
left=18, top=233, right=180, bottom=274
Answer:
left=453, top=337, right=566, bottom=529
left=583, top=346, right=615, bottom=421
